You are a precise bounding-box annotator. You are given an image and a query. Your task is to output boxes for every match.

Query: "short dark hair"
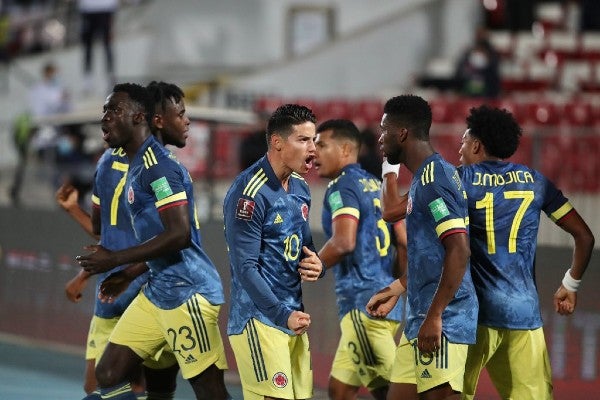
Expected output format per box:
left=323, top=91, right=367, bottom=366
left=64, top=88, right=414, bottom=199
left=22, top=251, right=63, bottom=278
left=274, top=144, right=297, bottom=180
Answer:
left=466, top=105, right=522, bottom=159
left=112, top=83, right=152, bottom=119
left=383, top=95, right=432, bottom=140
left=266, top=104, right=317, bottom=141
left=146, top=81, right=185, bottom=114
left=316, top=119, right=361, bottom=149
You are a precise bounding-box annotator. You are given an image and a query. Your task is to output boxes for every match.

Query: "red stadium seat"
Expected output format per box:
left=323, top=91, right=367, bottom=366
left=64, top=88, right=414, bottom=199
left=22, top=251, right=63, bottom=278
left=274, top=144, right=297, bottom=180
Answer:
left=353, top=99, right=384, bottom=127
left=524, top=101, right=561, bottom=126
left=429, top=98, right=456, bottom=124
left=563, top=101, right=594, bottom=126
left=320, top=99, right=353, bottom=120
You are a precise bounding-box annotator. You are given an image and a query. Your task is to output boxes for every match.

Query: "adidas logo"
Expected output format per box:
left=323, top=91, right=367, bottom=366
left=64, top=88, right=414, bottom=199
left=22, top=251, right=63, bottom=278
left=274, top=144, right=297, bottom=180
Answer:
left=274, top=213, right=283, bottom=224
left=89, top=340, right=96, bottom=348
left=420, top=369, right=432, bottom=379
left=184, top=354, right=197, bottom=364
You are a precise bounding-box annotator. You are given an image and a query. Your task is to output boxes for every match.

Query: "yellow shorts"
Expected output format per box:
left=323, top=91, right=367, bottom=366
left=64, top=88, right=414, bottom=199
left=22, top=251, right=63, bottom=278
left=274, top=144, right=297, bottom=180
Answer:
left=391, top=332, right=468, bottom=393
left=330, top=309, right=399, bottom=390
left=462, top=325, right=552, bottom=400
left=109, top=291, right=227, bottom=379
left=86, top=315, right=119, bottom=361
left=229, top=318, right=312, bottom=400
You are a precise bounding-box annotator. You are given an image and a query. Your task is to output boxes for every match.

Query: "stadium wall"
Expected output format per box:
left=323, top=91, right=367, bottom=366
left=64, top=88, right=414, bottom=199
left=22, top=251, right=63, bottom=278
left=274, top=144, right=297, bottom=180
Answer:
left=0, top=206, right=598, bottom=397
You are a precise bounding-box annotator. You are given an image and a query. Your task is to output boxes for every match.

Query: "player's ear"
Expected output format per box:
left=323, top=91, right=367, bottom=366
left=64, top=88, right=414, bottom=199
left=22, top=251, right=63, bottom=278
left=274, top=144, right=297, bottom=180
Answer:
left=271, top=133, right=283, bottom=151
left=153, top=114, right=163, bottom=130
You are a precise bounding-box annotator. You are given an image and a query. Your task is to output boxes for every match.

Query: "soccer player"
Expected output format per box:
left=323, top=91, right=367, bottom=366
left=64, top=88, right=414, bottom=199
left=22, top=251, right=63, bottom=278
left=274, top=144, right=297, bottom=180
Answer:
left=58, top=156, right=179, bottom=400
left=457, top=105, right=595, bottom=399
left=366, top=94, right=478, bottom=400
left=223, top=103, right=324, bottom=400
left=76, top=83, right=230, bottom=400
left=58, top=183, right=151, bottom=398
left=314, top=119, right=404, bottom=400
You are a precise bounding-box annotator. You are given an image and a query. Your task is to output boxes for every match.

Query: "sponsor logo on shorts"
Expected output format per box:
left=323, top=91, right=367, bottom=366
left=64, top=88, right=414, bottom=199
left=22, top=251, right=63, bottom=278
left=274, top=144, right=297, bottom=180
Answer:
left=420, top=368, right=432, bottom=379
left=184, top=354, right=197, bottom=364
left=272, top=372, right=288, bottom=388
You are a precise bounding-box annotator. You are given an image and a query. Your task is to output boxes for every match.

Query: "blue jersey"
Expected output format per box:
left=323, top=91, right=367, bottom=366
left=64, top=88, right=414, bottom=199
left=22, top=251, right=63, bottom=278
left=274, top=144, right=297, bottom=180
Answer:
left=459, top=161, right=573, bottom=329
left=405, top=153, right=478, bottom=344
left=124, top=135, right=224, bottom=310
left=223, top=156, right=316, bottom=335
left=91, top=148, right=148, bottom=318
left=321, top=163, right=403, bottom=322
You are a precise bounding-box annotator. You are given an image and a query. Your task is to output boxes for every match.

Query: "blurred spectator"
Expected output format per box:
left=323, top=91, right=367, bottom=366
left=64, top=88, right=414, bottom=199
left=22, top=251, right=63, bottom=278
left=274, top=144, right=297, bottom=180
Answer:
left=238, top=110, right=269, bottom=170
left=28, top=61, right=71, bottom=156
left=358, top=127, right=382, bottom=179
left=8, top=112, right=34, bottom=206
left=53, top=125, right=95, bottom=205
left=505, top=0, right=537, bottom=32
left=580, top=0, right=600, bottom=31
left=78, top=0, right=118, bottom=93
left=454, top=26, right=501, bottom=98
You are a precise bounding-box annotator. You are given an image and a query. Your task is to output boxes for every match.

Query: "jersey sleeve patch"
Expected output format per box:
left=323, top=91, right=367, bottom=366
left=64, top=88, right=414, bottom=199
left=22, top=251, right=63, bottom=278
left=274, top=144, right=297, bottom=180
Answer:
left=236, top=198, right=255, bottom=220
left=328, top=190, right=343, bottom=211
left=150, top=176, right=173, bottom=201
left=428, top=197, right=450, bottom=222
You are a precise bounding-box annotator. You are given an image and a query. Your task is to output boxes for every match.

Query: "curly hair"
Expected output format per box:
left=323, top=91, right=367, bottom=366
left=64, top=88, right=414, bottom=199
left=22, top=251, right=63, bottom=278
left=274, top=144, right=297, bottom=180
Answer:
left=466, top=105, right=522, bottom=159
left=267, top=104, right=317, bottom=140
left=383, top=94, right=432, bottom=140
left=146, top=81, right=185, bottom=114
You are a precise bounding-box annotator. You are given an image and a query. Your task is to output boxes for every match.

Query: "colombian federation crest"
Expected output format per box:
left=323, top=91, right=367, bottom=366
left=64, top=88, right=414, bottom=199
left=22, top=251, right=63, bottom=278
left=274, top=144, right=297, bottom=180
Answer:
left=127, top=186, right=135, bottom=204
left=272, top=371, right=288, bottom=388
left=301, top=203, right=309, bottom=221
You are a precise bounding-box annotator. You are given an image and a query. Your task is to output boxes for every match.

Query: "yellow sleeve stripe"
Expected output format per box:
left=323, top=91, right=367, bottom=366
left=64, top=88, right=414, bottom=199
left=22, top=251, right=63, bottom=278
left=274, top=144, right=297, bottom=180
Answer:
left=435, top=218, right=467, bottom=237
left=421, top=161, right=435, bottom=185
left=332, top=207, right=360, bottom=220
left=243, top=169, right=267, bottom=198
left=550, top=202, right=574, bottom=222
left=91, top=194, right=100, bottom=206
left=143, top=147, right=158, bottom=169
left=111, top=161, right=129, bottom=172
left=155, top=191, right=187, bottom=208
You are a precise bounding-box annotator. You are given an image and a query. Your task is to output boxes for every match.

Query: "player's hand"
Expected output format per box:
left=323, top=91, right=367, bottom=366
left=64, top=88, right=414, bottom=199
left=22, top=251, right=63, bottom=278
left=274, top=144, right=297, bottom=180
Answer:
left=64, top=273, right=88, bottom=303
left=298, top=246, right=322, bottom=282
left=366, top=286, right=399, bottom=318
left=55, top=183, right=79, bottom=211
left=554, top=285, right=577, bottom=315
left=287, top=310, right=311, bottom=335
left=98, top=271, right=132, bottom=303
left=76, top=244, right=117, bottom=274
left=417, top=314, right=442, bottom=354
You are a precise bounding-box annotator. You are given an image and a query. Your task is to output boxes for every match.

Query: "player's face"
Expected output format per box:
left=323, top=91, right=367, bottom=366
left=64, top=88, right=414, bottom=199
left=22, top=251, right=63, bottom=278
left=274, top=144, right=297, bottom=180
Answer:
left=101, top=91, right=139, bottom=149
left=156, top=98, right=190, bottom=148
left=314, top=129, right=343, bottom=179
left=459, top=129, right=477, bottom=166
left=280, top=121, right=317, bottom=175
left=379, top=113, right=405, bottom=165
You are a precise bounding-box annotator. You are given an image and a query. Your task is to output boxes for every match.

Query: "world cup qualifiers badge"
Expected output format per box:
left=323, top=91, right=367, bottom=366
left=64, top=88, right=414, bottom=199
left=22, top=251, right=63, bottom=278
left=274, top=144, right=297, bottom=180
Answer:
left=236, top=198, right=255, bottom=220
